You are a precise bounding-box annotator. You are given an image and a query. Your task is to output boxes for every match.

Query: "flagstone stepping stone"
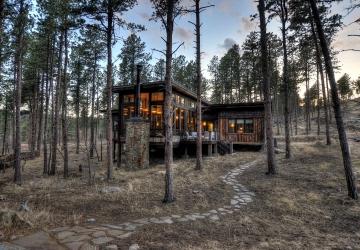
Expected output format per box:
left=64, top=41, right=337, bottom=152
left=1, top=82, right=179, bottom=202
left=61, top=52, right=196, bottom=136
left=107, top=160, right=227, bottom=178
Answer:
left=57, top=231, right=75, bottom=240
left=92, top=231, right=106, bottom=238
left=107, top=229, right=125, bottom=237
left=61, top=235, right=91, bottom=244
left=209, top=215, right=220, bottom=221
left=64, top=241, right=86, bottom=250
left=12, top=231, right=65, bottom=250
left=106, top=245, right=118, bottom=250
left=91, top=236, right=114, bottom=245
left=129, top=244, right=140, bottom=250
left=116, top=232, right=133, bottom=239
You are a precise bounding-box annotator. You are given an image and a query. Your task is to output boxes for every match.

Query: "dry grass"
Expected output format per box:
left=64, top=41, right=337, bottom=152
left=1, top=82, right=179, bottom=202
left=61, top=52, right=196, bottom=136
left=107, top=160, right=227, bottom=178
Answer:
left=1, top=135, right=360, bottom=248
left=111, top=140, right=360, bottom=250
left=0, top=144, right=259, bottom=241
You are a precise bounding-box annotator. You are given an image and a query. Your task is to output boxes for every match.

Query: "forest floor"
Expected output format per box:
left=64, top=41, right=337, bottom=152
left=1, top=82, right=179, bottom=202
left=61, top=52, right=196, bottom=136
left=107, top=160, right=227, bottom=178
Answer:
left=1, top=138, right=360, bottom=249
left=1, top=98, right=360, bottom=249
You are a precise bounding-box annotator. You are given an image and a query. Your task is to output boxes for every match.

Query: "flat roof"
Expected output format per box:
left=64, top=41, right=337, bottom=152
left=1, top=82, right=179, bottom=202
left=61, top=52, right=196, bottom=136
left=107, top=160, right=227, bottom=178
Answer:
left=112, top=81, right=210, bottom=105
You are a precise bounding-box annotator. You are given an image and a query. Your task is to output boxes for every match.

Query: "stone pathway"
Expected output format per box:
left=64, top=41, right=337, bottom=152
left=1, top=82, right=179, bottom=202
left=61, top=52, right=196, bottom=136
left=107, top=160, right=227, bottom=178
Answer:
left=3, top=160, right=258, bottom=250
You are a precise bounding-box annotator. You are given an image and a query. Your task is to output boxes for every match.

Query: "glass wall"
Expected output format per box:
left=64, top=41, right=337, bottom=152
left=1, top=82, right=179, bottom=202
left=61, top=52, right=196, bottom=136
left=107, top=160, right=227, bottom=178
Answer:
left=228, top=119, right=254, bottom=134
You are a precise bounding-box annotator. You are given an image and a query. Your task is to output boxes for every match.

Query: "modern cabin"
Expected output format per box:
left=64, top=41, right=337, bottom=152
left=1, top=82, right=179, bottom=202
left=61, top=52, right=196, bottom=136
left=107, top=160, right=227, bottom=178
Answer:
left=111, top=81, right=264, bottom=160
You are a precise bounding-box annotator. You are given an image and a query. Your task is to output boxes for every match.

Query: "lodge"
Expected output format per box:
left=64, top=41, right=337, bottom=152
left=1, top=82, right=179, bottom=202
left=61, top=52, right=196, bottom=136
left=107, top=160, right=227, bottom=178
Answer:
left=111, top=79, right=265, bottom=168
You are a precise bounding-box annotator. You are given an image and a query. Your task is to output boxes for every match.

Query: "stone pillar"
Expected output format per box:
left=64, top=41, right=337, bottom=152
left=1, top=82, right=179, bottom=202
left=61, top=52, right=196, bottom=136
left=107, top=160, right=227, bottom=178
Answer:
left=124, top=118, right=150, bottom=170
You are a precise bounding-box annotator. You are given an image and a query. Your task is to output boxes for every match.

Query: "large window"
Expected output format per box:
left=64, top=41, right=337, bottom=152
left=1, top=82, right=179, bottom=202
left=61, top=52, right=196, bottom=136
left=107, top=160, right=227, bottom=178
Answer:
left=228, top=119, right=254, bottom=134
left=151, top=92, right=164, bottom=102
left=151, top=105, right=163, bottom=130
left=140, top=93, right=150, bottom=119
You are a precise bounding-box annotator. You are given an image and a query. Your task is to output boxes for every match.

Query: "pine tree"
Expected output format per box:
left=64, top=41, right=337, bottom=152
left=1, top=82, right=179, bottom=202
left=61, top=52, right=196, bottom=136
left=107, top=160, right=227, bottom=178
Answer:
left=151, top=0, right=184, bottom=203
left=309, top=0, right=358, bottom=200
left=118, top=33, right=151, bottom=86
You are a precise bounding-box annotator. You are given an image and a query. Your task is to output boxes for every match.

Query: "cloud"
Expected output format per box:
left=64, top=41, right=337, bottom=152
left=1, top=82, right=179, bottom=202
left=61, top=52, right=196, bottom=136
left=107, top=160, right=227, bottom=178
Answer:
left=175, top=27, right=193, bottom=42
left=241, top=17, right=256, bottom=32
left=218, top=0, right=239, bottom=15
left=219, top=38, right=237, bottom=50
left=139, top=12, right=151, bottom=20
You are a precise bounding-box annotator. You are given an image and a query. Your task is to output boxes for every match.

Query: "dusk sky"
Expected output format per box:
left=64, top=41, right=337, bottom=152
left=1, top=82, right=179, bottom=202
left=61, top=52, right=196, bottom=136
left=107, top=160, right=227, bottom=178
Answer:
left=116, top=0, right=360, bottom=95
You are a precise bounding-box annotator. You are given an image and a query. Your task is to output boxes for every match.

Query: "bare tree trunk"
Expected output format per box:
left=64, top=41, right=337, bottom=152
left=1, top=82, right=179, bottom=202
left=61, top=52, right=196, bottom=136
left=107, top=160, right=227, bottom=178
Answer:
left=14, top=0, right=26, bottom=184
left=195, top=0, right=202, bottom=171
left=309, top=0, right=358, bottom=200
left=280, top=0, right=291, bottom=159
left=37, top=72, right=45, bottom=152
left=106, top=3, right=114, bottom=181
left=90, top=53, right=97, bottom=158
left=50, top=31, right=64, bottom=175
left=316, top=65, right=320, bottom=136
left=2, top=100, right=8, bottom=155
left=62, top=29, right=69, bottom=178
left=75, top=61, right=80, bottom=154
left=163, top=0, right=175, bottom=203
left=259, top=0, right=276, bottom=174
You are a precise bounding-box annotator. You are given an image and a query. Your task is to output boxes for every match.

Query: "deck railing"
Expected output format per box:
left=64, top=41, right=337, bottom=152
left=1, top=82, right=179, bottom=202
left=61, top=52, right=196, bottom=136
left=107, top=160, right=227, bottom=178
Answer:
left=182, top=131, right=219, bottom=141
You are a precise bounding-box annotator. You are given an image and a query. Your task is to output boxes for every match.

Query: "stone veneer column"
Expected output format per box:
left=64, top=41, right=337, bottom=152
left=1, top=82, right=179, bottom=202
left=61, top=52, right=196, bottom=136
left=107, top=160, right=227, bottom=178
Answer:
left=124, top=118, right=150, bottom=170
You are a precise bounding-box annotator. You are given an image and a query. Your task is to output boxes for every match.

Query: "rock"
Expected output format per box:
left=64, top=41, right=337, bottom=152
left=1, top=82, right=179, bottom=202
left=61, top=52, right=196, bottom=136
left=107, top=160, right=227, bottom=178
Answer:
left=274, top=148, right=284, bottom=154
left=192, top=190, right=200, bottom=194
left=100, top=186, right=123, bottom=193
left=91, top=236, right=114, bottom=245
left=0, top=242, right=27, bottom=250
left=86, top=218, right=96, bottom=223
left=0, top=195, right=6, bottom=201
left=106, top=245, right=118, bottom=250
left=129, top=244, right=140, bottom=250
left=92, top=231, right=106, bottom=238
left=18, top=200, right=31, bottom=212
left=12, top=231, right=64, bottom=250
left=56, top=231, right=75, bottom=240
left=0, top=209, right=32, bottom=228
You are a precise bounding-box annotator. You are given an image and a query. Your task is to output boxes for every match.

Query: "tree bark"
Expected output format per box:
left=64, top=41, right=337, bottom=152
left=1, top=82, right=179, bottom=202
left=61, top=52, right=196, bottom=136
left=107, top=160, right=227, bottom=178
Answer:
left=106, top=2, right=114, bottom=181
left=43, top=34, right=53, bottom=174
left=37, top=72, right=45, bottom=152
left=259, top=0, right=276, bottom=174
left=62, top=28, right=69, bottom=178
left=14, top=0, right=26, bottom=184
left=2, top=100, right=8, bottom=155
left=50, top=30, right=64, bottom=175
left=309, top=0, right=358, bottom=200
left=90, top=53, right=97, bottom=158
left=163, top=0, right=175, bottom=203
left=195, top=0, right=202, bottom=171
left=75, top=61, right=80, bottom=154
left=280, top=0, right=291, bottom=159
left=310, top=19, right=331, bottom=145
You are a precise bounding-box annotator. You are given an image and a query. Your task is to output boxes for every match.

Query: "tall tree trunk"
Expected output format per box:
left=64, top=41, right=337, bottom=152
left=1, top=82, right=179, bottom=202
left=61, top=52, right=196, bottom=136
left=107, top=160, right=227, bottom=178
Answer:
left=316, top=65, right=320, bottom=136
left=75, top=63, right=80, bottom=154
left=280, top=0, right=291, bottom=159
left=195, top=0, right=202, bottom=171
left=37, top=72, right=45, bottom=152
left=2, top=100, right=8, bottom=155
left=43, top=34, right=53, bottom=174
left=62, top=28, right=69, bottom=178
left=106, top=3, right=114, bottom=181
left=259, top=0, right=276, bottom=174
left=50, top=30, right=64, bottom=175
left=90, top=53, right=97, bottom=158
left=163, top=0, right=175, bottom=203
left=311, top=19, right=331, bottom=145
left=309, top=0, right=358, bottom=200
left=14, top=0, right=26, bottom=184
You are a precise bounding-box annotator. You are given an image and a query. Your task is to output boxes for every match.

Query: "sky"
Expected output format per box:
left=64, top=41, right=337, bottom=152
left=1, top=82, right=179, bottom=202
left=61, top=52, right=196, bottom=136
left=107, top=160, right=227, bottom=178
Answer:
left=115, top=0, right=360, bottom=93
